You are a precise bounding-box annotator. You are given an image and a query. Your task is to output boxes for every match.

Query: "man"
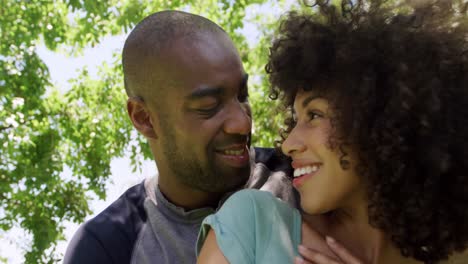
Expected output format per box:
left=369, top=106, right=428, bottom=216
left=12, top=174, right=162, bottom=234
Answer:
left=64, top=10, right=295, bottom=264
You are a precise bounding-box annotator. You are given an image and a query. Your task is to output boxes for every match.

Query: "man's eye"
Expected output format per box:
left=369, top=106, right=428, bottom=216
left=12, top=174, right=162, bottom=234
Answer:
left=196, top=105, right=219, bottom=116
left=238, top=88, right=249, bottom=102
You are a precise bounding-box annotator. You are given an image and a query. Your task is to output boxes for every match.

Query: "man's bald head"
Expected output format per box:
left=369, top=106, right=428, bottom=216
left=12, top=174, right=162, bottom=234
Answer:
left=122, top=10, right=226, bottom=100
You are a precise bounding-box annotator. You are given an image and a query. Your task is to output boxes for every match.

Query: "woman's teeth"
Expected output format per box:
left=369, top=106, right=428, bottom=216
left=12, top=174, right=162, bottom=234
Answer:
left=293, top=165, right=319, bottom=177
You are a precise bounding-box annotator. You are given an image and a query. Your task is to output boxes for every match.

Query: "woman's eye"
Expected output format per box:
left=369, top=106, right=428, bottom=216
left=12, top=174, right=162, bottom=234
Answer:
left=307, top=111, right=322, bottom=121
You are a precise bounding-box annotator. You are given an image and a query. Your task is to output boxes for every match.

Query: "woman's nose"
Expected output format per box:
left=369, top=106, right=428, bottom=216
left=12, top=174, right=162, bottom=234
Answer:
left=281, top=126, right=306, bottom=156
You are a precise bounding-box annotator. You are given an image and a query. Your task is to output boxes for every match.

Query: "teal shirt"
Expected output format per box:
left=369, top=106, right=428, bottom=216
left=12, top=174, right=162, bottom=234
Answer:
left=197, top=189, right=302, bottom=263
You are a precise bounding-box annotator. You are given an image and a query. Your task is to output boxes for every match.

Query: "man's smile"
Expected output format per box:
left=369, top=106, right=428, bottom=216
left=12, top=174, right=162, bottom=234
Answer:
left=215, top=144, right=250, bottom=168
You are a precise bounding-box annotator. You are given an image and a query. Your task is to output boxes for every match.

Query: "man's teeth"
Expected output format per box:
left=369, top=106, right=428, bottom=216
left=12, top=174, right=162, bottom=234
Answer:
left=293, top=165, right=319, bottom=177
left=223, top=149, right=244, bottom=155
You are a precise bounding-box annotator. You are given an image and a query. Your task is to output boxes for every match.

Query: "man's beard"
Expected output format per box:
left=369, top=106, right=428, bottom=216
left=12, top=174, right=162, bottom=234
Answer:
left=160, top=127, right=246, bottom=193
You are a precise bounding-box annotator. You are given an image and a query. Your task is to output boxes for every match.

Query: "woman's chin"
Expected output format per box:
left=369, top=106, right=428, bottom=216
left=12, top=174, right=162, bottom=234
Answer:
left=300, top=200, right=329, bottom=215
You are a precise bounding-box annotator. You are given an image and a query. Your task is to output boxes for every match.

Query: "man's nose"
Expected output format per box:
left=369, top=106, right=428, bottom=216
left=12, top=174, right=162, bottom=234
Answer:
left=223, top=101, right=252, bottom=135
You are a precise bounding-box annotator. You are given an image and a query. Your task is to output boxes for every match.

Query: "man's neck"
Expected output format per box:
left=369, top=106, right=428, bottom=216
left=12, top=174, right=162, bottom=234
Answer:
left=157, top=174, right=222, bottom=210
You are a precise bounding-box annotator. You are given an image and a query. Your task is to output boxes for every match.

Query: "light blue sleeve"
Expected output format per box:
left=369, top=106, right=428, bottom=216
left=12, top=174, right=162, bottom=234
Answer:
left=196, top=189, right=301, bottom=264
left=197, top=189, right=257, bottom=263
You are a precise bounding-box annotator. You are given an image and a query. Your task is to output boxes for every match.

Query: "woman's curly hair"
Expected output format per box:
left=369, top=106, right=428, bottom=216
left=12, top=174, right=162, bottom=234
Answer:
left=266, top=0, right=468, bottom=263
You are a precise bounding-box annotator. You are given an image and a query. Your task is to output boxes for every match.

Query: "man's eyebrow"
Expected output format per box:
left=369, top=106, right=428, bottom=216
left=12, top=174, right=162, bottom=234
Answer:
left=185, top=73, right=249, bottom=100
left=185, top=87, right=224, bottom=100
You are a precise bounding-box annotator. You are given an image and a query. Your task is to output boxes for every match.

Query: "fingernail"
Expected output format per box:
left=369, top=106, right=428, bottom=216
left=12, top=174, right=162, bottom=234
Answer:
left=326, top=236, right=336, bottom=244
left=295, top=256, right=304, bottom=264
left=298, top=244, right=306, bottom=251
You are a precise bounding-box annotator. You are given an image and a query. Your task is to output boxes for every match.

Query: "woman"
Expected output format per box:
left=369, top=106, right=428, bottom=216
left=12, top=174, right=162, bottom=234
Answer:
left=197, top=1, right=468, bottom=263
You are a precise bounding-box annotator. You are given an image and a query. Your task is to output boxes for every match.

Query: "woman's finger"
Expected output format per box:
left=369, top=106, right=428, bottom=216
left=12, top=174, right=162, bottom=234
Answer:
left=326, top=237, right=363, bottom=264
left=298, top=245, right=340, bottom=264
left=294, top=256, right=313, bottom=264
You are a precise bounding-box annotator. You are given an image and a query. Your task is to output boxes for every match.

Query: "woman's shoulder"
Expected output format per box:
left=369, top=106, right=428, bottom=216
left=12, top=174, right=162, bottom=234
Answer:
left=219, top=189, right=300, bottom=232
left=199, top=189, right=302, bottom=263
left=221, top=189, right=292, bottom=213
left=227, top=188, right=275, bottom=200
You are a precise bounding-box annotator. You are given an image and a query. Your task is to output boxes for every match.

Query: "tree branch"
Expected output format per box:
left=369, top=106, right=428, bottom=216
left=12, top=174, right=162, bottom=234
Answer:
left=0, top=125, right=13, bottom=132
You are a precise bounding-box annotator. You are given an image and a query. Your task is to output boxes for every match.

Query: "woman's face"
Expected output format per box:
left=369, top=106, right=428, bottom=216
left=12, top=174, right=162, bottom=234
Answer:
left=282, top=89, right=365, bottom=215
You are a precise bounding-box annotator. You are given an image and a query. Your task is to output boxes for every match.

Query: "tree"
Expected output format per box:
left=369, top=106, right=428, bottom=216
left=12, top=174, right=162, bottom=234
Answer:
left=0, top=0, right=296, bottom=262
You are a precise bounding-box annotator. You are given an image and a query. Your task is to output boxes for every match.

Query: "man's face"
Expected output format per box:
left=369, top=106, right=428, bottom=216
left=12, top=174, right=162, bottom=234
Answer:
left=150, top=32, right=252, bottom=193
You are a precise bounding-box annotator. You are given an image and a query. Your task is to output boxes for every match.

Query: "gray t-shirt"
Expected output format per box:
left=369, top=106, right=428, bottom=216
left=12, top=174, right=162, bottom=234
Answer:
left=131, top=186, right=214, bottom=264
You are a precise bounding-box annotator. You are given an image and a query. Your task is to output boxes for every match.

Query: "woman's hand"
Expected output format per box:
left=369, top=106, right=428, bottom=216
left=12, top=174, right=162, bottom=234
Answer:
left=295, top=236, right=364, bottom=264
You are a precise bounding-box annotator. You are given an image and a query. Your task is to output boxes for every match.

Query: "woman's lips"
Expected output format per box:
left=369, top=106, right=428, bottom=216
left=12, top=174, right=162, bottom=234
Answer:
left=292, top=163, right=321, bottom=188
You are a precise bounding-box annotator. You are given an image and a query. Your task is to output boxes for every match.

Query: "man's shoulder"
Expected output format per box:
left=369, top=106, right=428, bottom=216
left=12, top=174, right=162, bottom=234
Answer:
left=86, top=180, right=148, bottom=242
left=254, top=147, right=292, bottom=173
left=244, top=147, right=297, bottom=208
left=93, top=180, right=146, bottom=224
left=64, top=180, right=149, bottom=263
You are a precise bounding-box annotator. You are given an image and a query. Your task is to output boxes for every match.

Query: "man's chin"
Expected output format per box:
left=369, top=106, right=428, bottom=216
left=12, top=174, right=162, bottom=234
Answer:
left=218, top=167, right=251, bottom=189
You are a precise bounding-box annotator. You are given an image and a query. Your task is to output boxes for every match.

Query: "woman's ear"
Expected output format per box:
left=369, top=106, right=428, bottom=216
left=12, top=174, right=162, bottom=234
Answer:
left=127, top=97, right=158, bottom=140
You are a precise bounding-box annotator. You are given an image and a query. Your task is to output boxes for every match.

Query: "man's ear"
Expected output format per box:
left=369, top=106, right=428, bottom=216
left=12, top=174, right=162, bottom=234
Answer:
left=127, top=97, right=158, bottom=139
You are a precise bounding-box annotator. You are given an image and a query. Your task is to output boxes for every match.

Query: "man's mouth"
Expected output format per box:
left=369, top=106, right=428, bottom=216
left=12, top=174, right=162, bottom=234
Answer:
left=221, top=148, right=245, bottom=156
left=215, top=145, right=250, bottom=168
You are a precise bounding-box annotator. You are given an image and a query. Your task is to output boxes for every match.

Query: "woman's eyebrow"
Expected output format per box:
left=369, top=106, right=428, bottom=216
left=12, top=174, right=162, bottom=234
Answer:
left=302, top=94, right=321, bottom=108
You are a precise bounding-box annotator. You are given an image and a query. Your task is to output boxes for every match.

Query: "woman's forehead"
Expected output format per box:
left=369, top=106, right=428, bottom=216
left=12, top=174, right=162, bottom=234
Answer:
left=293, top=90, right=329, bottom=112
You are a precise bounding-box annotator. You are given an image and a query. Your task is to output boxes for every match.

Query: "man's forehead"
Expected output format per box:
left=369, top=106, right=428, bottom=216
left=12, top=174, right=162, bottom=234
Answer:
left=184, top=73, right=249, bottom=99
left=138, top=31, right=244, bottom=101
left=182, top=35, right=237, bottom=62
